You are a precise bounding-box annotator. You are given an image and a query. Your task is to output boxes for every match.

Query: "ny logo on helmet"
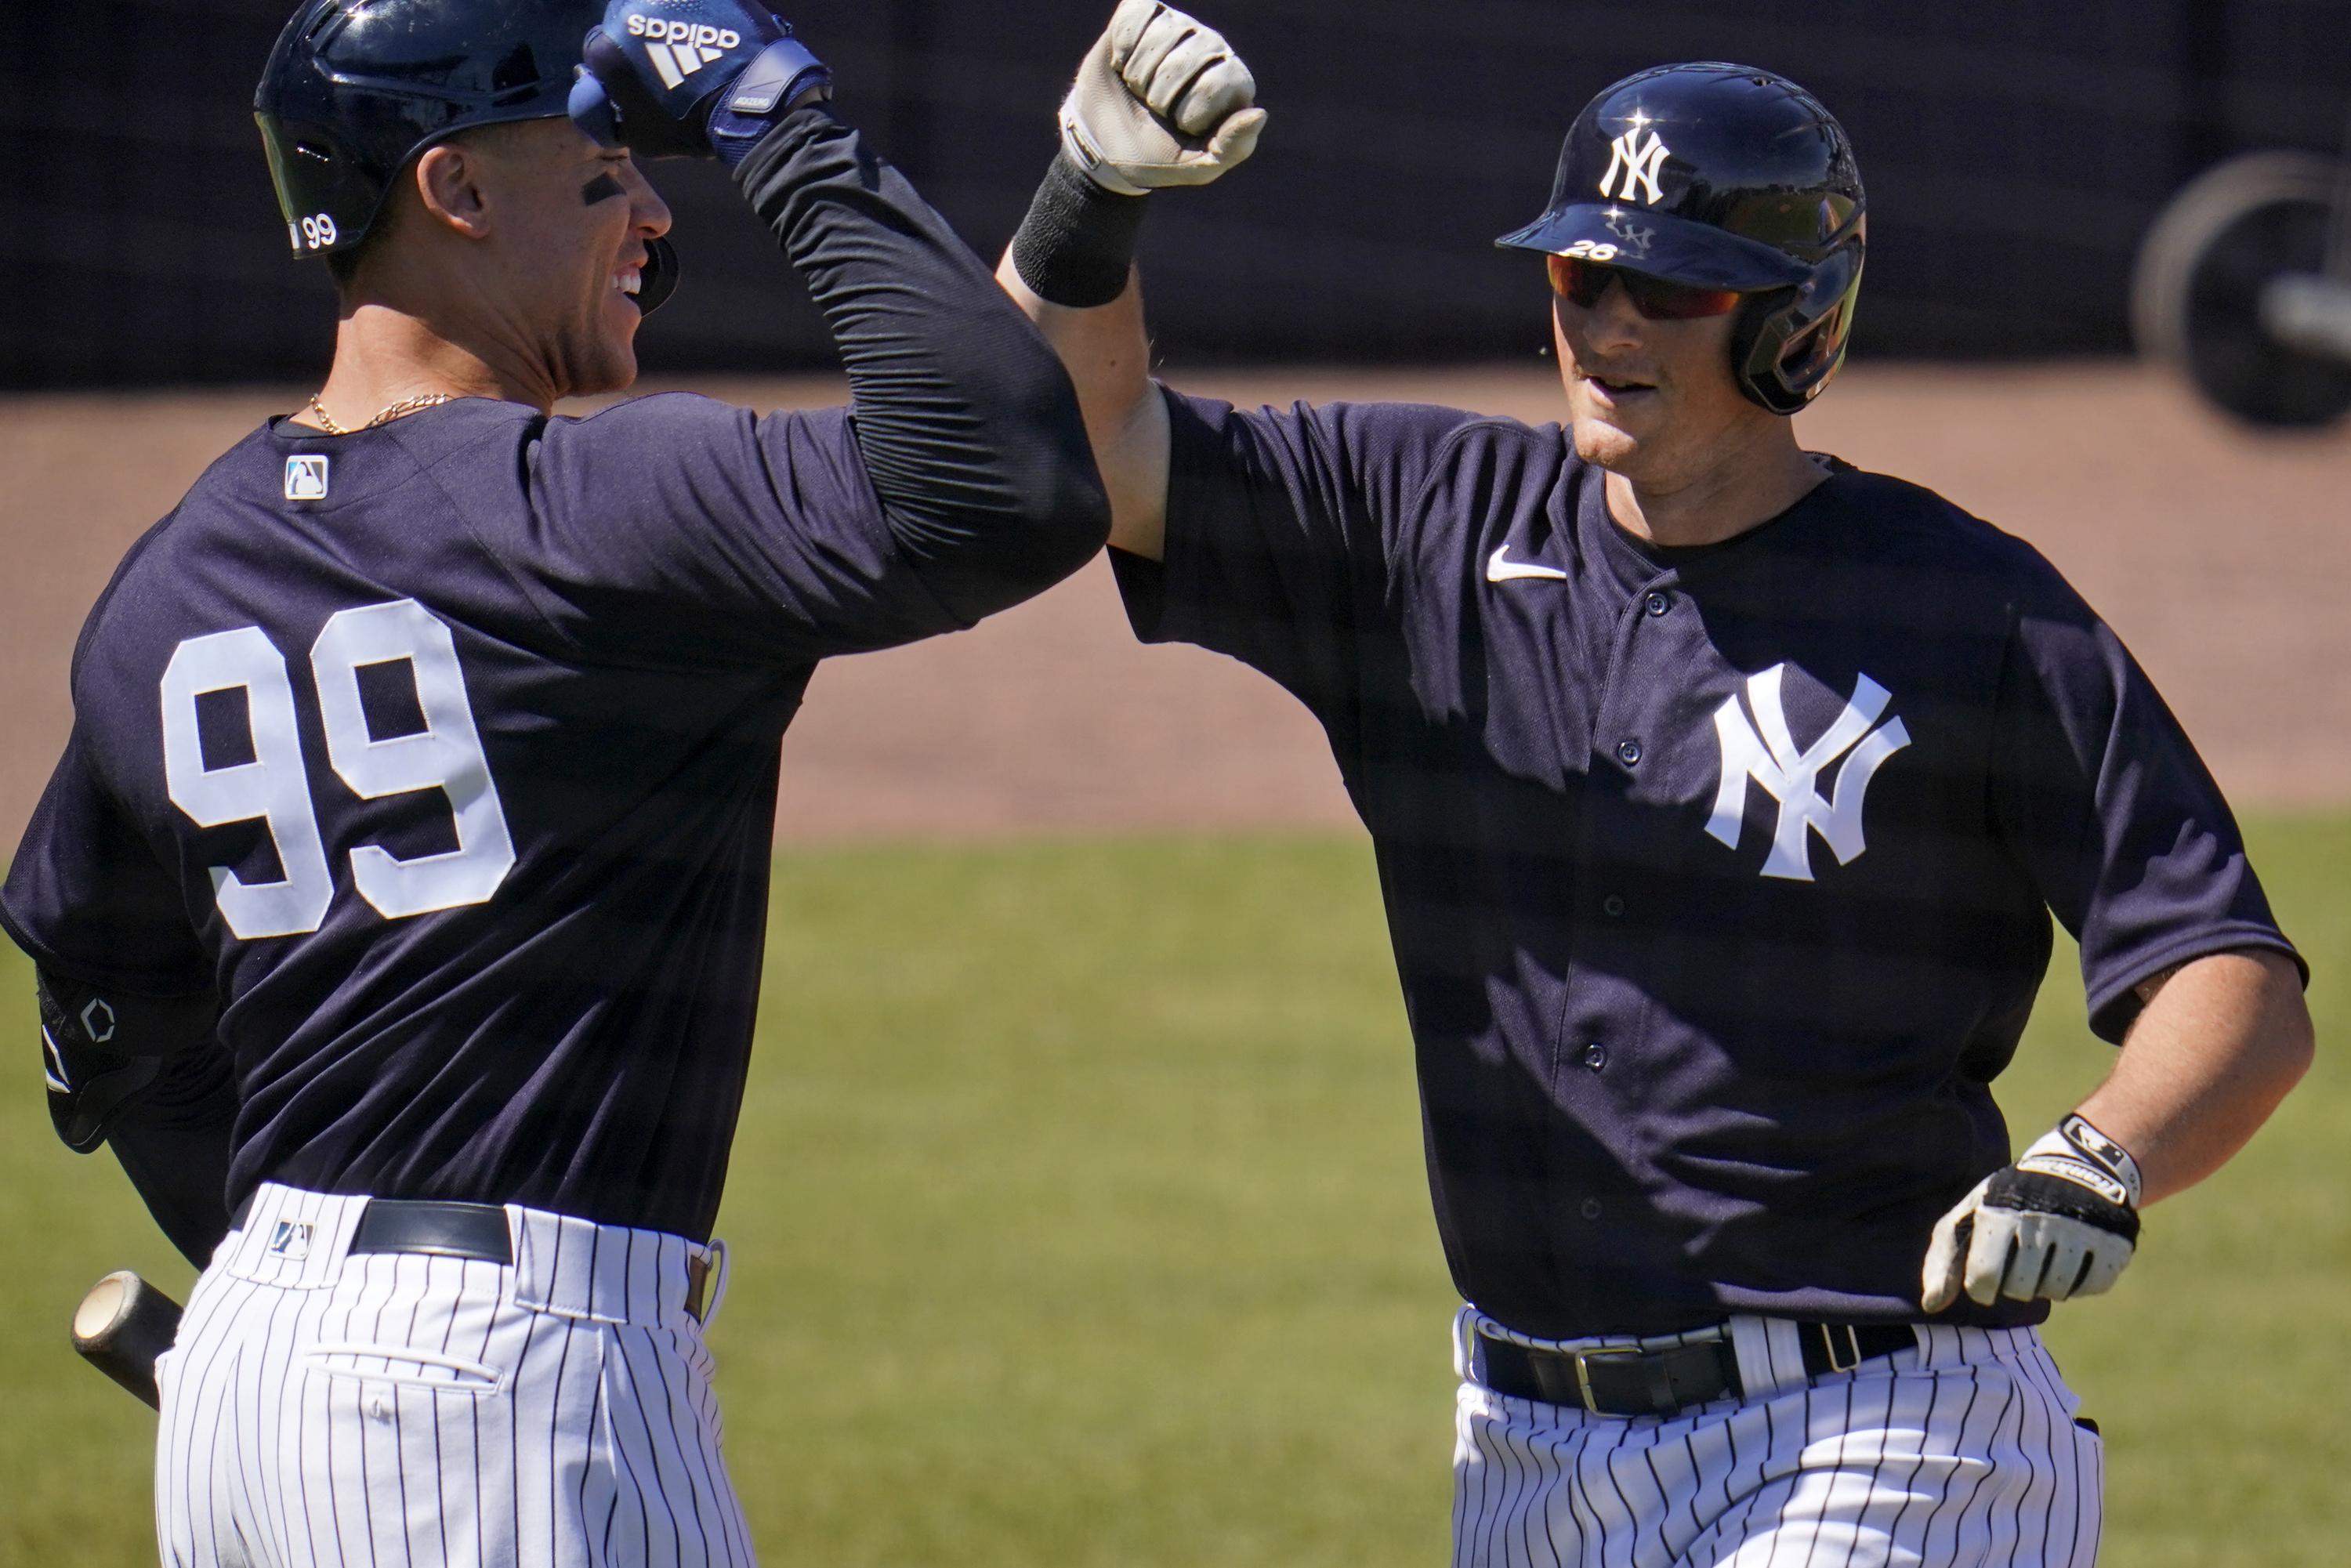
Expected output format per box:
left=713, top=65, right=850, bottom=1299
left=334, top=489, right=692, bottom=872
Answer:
left=1598, top=111, right=1670, bottom=205
left=1706, top=664, right=1910, bottom=881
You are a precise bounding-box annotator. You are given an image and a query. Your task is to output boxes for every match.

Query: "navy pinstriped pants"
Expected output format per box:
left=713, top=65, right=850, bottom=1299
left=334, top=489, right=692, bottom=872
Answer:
left=155, top=1184, right=752, bottom=1568
left=1451, top=1309, right=2103, bottom=1566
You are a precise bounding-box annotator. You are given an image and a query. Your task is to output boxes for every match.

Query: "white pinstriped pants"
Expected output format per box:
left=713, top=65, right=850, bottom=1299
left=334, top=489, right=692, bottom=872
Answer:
left=1451, top=1309, right=2103, bottom=1567
left=155, top=1184, right=753, bottom=1568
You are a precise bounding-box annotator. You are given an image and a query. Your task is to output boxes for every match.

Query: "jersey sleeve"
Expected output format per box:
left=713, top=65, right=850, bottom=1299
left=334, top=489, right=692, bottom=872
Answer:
left=509, top=105, right=1105, bottom=674
left=1989, top=560, right=2302, bottom=1041
left=1, top=728, right=211, bottom=999
left=1112, top=392, right=1482, bottom=728
left=519, top=393, right=992, bottom=670
left=5, top=737, right=233, bottom=1266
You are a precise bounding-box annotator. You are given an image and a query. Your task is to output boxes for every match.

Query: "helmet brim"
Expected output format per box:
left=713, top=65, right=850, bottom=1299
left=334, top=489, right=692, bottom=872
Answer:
left=1496, top=205, right=1812, bottom=292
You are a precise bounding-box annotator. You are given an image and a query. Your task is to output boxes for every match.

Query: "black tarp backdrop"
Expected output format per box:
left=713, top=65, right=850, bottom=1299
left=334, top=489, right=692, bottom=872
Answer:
left=3, top=0, right=2346, bottom=388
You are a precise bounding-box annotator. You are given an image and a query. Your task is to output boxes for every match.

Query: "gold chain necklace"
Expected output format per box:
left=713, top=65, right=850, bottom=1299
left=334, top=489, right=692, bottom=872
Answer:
left=305, top=391, right=455, bottom=436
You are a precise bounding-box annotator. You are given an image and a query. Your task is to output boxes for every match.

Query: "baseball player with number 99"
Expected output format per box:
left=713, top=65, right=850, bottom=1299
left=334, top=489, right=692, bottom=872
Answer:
left=1003, top=5, right=2315, bottom=1562
left=5, top=0, right=1108, bottom=1561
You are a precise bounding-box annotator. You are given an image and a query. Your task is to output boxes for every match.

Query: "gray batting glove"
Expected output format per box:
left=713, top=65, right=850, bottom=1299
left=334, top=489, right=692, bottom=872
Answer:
left=1060, top=0, right=1267, bottom=197
left=1921, top=1114, right=2143, bottom=1312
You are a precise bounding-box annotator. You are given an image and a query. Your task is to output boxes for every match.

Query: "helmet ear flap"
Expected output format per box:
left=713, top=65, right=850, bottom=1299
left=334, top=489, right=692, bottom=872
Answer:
left=1730, top=287, right=1806, bottom=415
left=1730, top=243, right=1864, bottom=415
left=260, top=113, right=383, bottom=257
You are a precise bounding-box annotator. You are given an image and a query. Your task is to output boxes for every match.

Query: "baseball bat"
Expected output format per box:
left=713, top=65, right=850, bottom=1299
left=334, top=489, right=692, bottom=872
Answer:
left=72, top=1270, right=183, bottom=1410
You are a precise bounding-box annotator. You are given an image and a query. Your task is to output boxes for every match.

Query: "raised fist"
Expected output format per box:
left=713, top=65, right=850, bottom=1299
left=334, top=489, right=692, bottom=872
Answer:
left=1060, top=0, right=1266, bottom=196
left=570, top=0, right=831, bottom=161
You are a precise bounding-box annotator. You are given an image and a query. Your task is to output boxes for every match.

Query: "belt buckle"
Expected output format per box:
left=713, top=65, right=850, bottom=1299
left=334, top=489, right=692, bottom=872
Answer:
left=1570, top=1345, right=1644, bottom=1414
left=1815, top=1322, right=1861, bottom=1374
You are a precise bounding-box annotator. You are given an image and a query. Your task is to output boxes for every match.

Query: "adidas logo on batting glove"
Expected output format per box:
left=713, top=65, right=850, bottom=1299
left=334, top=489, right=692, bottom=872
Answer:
left=571, top=0, right=831, bottom=162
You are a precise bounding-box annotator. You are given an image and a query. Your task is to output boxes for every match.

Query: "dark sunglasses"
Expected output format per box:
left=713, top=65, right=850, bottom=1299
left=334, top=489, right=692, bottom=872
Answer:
left=1547, top=254, right=1743, bottom=320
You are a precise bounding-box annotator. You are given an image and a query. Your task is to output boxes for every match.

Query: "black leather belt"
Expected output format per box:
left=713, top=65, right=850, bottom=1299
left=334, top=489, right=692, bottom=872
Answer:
left=230, top=1194, right=713, bottom=1319
left=351, top=1199, right=513, bottom=1263
left=1476, top=1321, right=1916, bottom=1418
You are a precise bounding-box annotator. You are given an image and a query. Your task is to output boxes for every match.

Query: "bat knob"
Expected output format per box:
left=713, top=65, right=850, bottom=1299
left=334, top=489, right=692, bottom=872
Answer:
left=72, top=1270, right=139, bottom=1345
left=73, top=1269, right=183, bottom=1412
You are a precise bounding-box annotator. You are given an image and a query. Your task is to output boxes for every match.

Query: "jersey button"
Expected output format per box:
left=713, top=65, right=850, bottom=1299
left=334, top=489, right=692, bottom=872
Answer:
left=1582, top=1042, right=1608, bottom=1071
left=1644, top=591, right=1670, bottom=617
left=1602, top=894, right=1625, bottom=918
left=1615, top=739, right=1642, bottom=766
left=1579, top=1198, right=1603, bottom=1221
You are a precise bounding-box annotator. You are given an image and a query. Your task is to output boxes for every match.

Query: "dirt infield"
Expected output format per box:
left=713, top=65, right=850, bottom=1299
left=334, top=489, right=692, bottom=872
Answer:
left=2, top=363, right=2345, bottom=848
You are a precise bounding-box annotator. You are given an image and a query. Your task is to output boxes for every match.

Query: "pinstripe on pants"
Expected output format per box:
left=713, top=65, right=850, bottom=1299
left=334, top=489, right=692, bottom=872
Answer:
left=1451, top=1309, right=2103, bottom=1567
left=155, top=1184, right=754, bottom=1568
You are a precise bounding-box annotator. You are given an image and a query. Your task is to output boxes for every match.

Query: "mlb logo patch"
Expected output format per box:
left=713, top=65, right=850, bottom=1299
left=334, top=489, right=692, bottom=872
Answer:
left=266, top=1220, right=313, bottom=1260
left=284, top=454, right=331, bottom=502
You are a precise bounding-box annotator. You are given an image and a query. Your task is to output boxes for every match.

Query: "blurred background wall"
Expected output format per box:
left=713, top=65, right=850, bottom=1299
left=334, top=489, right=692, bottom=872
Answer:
left=6, top=0, right=2347, bottom=388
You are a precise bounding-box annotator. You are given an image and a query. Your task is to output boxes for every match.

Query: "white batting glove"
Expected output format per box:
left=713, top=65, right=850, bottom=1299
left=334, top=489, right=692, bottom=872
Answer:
left=1060, top=0, right=1267, bottom=197
left=1922, top=1114, right=2143, bottom=1312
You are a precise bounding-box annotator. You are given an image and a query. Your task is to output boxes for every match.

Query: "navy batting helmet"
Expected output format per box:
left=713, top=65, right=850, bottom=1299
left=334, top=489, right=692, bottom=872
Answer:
left=1498, top=63, right=1865, bottom=415
left=255, top=0, right=678, bottom=312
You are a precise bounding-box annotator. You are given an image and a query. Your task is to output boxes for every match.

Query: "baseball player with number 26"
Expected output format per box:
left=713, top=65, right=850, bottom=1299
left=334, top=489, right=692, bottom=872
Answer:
left=1004, top=5, right=2315, bottom=1563
left=4, top=0, right=1107, bottom=1562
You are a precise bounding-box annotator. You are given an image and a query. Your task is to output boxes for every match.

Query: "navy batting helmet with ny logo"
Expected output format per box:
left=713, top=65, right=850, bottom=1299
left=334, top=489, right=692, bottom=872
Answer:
left=253, top=0, right=679, bottom=310
left=1499, top=63, right=1867, bottom=415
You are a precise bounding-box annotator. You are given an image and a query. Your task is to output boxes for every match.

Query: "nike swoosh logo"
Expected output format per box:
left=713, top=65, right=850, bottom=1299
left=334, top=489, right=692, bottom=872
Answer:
left=1486, top=545, right=1570, bottom=583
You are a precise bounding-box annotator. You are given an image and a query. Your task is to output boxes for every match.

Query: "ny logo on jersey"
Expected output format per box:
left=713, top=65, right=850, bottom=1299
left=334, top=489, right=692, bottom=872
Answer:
left=1706, top=664, right=1911, bottom=882
left=1598, top=111, right=1671, bottom=205
left=267, top=1220, right=313, bottom=1260
left=284, top=455, right=330, bottom=502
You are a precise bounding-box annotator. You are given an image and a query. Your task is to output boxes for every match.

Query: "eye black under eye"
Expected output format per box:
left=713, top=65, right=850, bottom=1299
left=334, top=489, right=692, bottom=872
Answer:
left=581, top=172, right=625, bottom=206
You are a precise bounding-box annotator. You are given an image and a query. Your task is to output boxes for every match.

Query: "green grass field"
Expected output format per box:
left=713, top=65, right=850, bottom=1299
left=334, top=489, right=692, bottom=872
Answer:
left=4, top=820, right=2346, bottom=1565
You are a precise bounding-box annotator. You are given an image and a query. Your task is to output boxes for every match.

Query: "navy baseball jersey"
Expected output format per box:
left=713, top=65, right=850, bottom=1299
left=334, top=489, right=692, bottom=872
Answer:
left=2, top=109, right=1105, bottom=1244
left=1115, top=392, right=2300, bottom=1338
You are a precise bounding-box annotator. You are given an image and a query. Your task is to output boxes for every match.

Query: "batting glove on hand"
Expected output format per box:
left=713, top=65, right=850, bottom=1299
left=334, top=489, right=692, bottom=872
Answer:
left=1921, top=1114, right=2143, bottom=1312
left=1060, top=0, right=1267, bottom=197
left=571, top=0, right=831, bottom=162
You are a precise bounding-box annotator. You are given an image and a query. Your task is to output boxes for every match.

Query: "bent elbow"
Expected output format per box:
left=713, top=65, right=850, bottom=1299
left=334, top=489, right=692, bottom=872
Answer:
left=2274, top=1001, right=2317, bottom=1093
left=894, top=395, right=1110, bottom=622
left=1024, top=449, right=1114, bottom=581
left=933, top=486, right=1107, bottom=625
left=2256, top=950, right=2317, bottom=1092
left=854, top=322, right=1111, bottom=620
left=990, top=353, right=1114, bottom=568
left=976, top=326, right=1113, bottom=547
left=882, top=458, right=1109, bottom=626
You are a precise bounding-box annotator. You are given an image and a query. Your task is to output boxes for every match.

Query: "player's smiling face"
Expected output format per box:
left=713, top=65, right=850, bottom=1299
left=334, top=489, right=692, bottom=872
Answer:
left=527, top=125, right=671, bottom=397
left=453, top=121, right=674, bottom=400
left=1551, top=271, right=1776, bottom=487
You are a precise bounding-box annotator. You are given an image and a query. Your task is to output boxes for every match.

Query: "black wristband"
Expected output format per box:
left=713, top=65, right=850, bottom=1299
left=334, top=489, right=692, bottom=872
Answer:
left=1011, top=152, right=1150, bottom=308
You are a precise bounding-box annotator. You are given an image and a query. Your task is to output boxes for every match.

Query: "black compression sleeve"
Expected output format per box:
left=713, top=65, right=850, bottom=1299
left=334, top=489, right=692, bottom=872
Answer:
left=105, top=1048, right=237, bottom=1267
left=1011, top=153, right=1150, bottom=308
left=734, top=110, right=1110, bottom=622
